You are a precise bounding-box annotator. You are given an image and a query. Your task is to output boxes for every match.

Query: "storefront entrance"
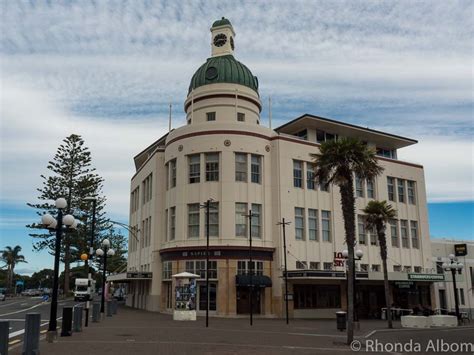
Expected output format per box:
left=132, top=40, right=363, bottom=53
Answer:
left=198, top=282, right=217, bottom=311
left=236, top=287, right=261, bottom=314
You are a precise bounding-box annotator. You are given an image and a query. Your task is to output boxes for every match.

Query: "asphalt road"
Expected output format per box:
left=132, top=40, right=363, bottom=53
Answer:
left=0, top=296, right=86, bottom=335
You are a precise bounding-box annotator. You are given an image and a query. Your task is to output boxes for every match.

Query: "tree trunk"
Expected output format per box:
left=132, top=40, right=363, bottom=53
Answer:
left=378, top=224, right=393, bottom=329
left=339, top=178, right=356, bottom=345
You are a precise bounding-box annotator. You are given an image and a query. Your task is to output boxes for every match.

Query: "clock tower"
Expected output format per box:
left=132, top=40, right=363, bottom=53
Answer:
left=210, top=17, right=235, bottom=57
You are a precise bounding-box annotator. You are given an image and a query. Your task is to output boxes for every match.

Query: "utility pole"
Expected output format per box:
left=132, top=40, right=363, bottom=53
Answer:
left=277, top=218, right=291, bottom=324
left=244, top=209, right=255, bottom=326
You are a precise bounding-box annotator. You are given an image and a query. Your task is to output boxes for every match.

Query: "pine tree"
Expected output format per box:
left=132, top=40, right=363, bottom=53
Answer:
left=27, top=134, right=110, bottom=294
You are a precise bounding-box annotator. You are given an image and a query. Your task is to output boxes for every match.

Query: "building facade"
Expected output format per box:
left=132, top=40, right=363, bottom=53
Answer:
left=120, top=18, right=437, bottom=319
left=431, top=239, right=474, bottom=319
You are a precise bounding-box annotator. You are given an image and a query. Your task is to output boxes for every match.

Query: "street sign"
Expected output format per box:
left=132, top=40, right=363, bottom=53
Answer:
left=408, top=273, right=445, bottom=281
left=454, top=244, right=467, bottom=257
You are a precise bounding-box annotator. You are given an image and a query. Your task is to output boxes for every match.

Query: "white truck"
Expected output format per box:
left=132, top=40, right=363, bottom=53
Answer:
left=74, top=278, right=95, bottom=301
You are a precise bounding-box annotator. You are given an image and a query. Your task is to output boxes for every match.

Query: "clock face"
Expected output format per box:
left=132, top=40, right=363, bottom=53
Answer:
left=230, top=36, right=234, bottom=50
left=213, top=33, right=227, bottom=47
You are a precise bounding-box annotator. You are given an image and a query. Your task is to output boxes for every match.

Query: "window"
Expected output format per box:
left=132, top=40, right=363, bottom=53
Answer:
left=162, top=261, right=172, bottom=279
left=367, top=179, right=375, bottom=198
left=323, top=262, right=333, bottom=271
left=296, top=129, right=308, bottom=140
left=322, top=210, right=331, bottom=242
left=186, top=260, right=217, bottom=279
left=369, top=226, right=377, bottom=246
left=235, top=203, right=247, bottom=237
left=294, top=285, right=341, bottom=309
left=237, top=112, right=245, bottom=122
left=309, top=262, right=320, bottom=270
left=414, top=266, right=422, bottom=273
left=251, top=204, right=262, bottom=238
left=376, top=148, right=396, bottom=159
left=398, top=179, right=406, bottom=203
left=371, top=265, right=380, bottom=272
left=296, top=261, right=307, bottom=269
left=316, top=130, right=337, bottom=143
left=188, top=204, right=200, bottom=238
left=355, top=175, right=364, bottom=197
left=188, top=154, right=200, bottom=183
left=235, top=153, right=247, bottom=182
left=293, top=160, right=303, bottom=188
left=237, top=261, right=263, bottom=276
left=206, top=112, right=216, bottom=121
left=387, top=177, right=395, bottom=201
left=407, top=181, right=416, bottom=204
left=459, top=288, right=465, bottom=305
left=165, top=209, right=168, bottom=241
left=400, top=220, right=409, bottom=248
left=320, top=177, right=329, bottom=192
left=436, top=262, right=444, bottom=274
left=358, top=215, right=366, bottom=245
left=306, top=163, right=316, bottom=190
left=205, top=153, right=219, bottom=181
left=308, top=209, right=318, bottom=241
left=142, top=173, right=153, bottom=204
left=410, top=221, right=419, bottom=249
left=393, top=265, right=402, bottom=272
left=390, top=219, right=399, bottom=247
left=169, top=159, right=177, bottom=188
left=251, top=155, right=261, bottom=184
left=170, top=207, right=176, bottom=241
left=205, top=202, right=219, bottom=237
left=403, top=266, right=411, bottom=273
left=294, top=207, right=305, bottom=240
left=360, top=264, right=369, bottom=272
left=131, top=187, right=140, bottom=213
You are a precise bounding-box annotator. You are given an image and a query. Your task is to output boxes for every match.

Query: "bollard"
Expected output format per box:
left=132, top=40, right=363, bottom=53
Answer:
left=73, top=306, right=83, bottom=332
left=0, top=320, right=9, bottom=355
left=60, top=307, right=73, bottom=337
left=106, top=301, right=113, bottom=317
left=92, top=303, right=100, bottom=323
left=22, top=313, right=40, bottom=355
left=112, top=299, right=118, bottom=315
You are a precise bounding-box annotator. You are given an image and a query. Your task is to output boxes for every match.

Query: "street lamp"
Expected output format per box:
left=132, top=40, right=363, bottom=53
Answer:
left=39, top=198, right=78, bottom=342
left=342, top=248, right=364, bottom=323
left=96, top=239, right=115, bottom=313
left=83, top=196, right=97, bottom=327
left=442, top=254, right=464, bottom=324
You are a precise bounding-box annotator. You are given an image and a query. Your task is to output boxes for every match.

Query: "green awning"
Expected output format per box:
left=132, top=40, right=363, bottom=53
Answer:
left=235, top=274, right=272, bottom=288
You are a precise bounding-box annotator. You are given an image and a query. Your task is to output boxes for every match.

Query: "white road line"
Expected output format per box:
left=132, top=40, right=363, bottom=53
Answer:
left=8, top=317, right=62, bottom=339
left=0, top=300, right=29, bottom=308
left=0, top=301, right=46, bottom=317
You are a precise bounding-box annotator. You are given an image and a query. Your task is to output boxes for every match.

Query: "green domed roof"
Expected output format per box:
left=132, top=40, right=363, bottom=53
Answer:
left=212, top=17, right=232, bottom=28
left=188, top=55, right=259, bottom=94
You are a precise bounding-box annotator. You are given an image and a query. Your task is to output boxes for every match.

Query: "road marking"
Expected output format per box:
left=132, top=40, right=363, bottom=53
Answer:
left=0, top=300, right=29, bottom=308
left=8, top=317, right=62, bottom=339
left=8, top=339, right=20, bottom=345
left=288, top=332, right=346, bottom=338
left=0, top=301, right=45, bottom=317
left=40, top=330, right=47, bottom=334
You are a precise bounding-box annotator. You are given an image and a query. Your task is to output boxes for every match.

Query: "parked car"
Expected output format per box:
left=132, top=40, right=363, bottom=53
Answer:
left=0, top=292, right=5, bottom=301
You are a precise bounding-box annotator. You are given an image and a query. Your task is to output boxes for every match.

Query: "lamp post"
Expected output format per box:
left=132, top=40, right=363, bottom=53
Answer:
left=83, top=196, right=97, bottom=327
left=243, top=209, right=256, bottom=326
left=342, top=248, right=363, bottom=323
left=39, top=198, right=78, bottom=342
left=277, top=218, right=291, bottom=325
left=199, top=199, right=214, bottom=328
left=442, top=254, right=464, bottom=324
left=96, top=239, right=115, bottom=313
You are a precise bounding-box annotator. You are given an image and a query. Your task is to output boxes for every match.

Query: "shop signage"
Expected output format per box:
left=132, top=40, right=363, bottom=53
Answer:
left=126, top=272, right=152, bottom=279
left=285, top=270, right=369, bottom=279
left=408, top=273, right=444, bottom=281
left=395, top=281, right=414, bottom=289
left=333, top=252, right=346, bottom=267
left=454, top=244, right=467, bottom=257
left=161, top=247, right=274, bottom=261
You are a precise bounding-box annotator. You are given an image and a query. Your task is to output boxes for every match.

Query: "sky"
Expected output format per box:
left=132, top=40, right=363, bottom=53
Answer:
left=0, top=0, right=473, bottom=275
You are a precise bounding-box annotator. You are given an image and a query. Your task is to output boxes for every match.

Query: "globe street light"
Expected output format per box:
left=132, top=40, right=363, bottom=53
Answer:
left=96, top=239, right=115, bottom=313
left=39, top=198, right=78, bottom=342
left=443, top=254, right=464, bottom=324
left=342, top=248, right=364, bottom=323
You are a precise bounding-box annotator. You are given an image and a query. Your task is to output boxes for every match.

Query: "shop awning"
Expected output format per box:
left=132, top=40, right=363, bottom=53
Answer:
left=107, top=272, right=152, bottom=282
left=235, top=275, right=272, bottom=288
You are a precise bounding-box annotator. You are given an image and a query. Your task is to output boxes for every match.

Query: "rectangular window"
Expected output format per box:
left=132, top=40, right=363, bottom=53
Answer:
left=251, top=155, right=261, bottom=184
left=162, top=261, right=172, bottom=279
left=390, top=219, right=399, bottom=247
left=371, top=264, right=380, bottom=272
left=410, top=221, right=419, bottom=249
left=235, top=153, right=247, bottom=182
left=308, top=209, right=318, bottom=241
left=436, top=262, right=444, bottom=274
left=403, top=266, right=411, bottom=273
left=407, top=180, right=416, bottom=204
left=296, top=129, right=308, bottom=140
left=237, top=260, right=263, bottom=275
left=235, top=203, right=247, bottom=237
left=293, top=160, right=303, bottom=188
left=414, top=266, right=422, bottom=273
left=459, top=288, right=465, bottom=305
left=206, top=112, right=216, bottom=121
left=358, top=215, right=366, bottom=245
left=188, top=204, right=200, bottom=238
left=398, top=179, right=406, bottom=203
left=367, top=179, right=375, bottom=199
left=294, top=207, right=305, bottom=240
left=170, top=207, right=176, bottom=241
left=320, top=177, right=329, bottom=192
left=296, top=261, right=307, bottom=269
left=370, top=226, right=378, bottom=246
left=188, top=154, right=200, bottom=183
left=322, top=210, right=331, bottom=242
left=306, top=163, right=316, bottom=190
left=393, top=265, right=402, bottom=272
left=293, top=284, right=341, bottom=309
left=400, top=220, right=409, bottom=248
left=251, top=204, right=262, bottom=238
left=355, top=175, right=364, bottom=197
left=205, top=153, right=219, bottom=181
left=207, top=202, right=219, bottom=237
left=387, top=177, right=395, bottom=201
left=237, top=112, right=245, bottom=122
left=309, top=262, right=320, bottom=270
left=323, top=262, right=333, bottom=271
left=316, top=130, right=325, bottom=143
left=165, top=209, right=168, bottom=241
left=169, top=159, right=177, bottom=188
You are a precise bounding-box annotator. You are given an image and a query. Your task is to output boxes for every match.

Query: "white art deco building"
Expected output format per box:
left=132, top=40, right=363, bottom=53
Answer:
left=117, top=18, right=437, bottom=319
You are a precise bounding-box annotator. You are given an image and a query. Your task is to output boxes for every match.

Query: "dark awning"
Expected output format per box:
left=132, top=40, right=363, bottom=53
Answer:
left=235, top=274, right=272, bottom=288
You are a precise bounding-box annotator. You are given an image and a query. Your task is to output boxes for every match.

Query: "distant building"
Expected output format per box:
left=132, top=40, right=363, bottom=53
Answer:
left=115, top=18, right=436, bottom=319
left=431, top=239, right=474, bottom=319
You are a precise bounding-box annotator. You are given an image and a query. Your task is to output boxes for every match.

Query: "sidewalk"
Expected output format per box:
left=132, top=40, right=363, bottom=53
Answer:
left=9, top=306, right=401, bottom=355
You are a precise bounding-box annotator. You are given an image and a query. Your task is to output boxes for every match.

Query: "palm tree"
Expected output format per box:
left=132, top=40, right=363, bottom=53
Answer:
left=1, top=245, right=27, bottom=294
left=363, top=200, right=397, bottom=329
left=313, top=138, right=383, bottom=344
